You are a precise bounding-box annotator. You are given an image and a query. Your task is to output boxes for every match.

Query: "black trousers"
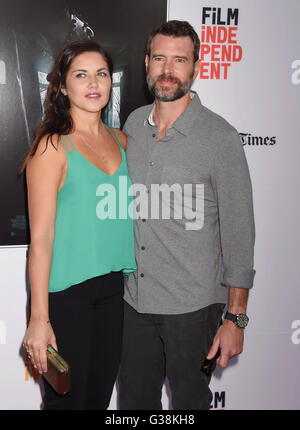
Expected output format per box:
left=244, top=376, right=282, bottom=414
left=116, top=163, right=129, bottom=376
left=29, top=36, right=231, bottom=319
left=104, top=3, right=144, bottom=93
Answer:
left=118, top=301, right=225, bottom=410
left=43, top=271, right=124, bottom=410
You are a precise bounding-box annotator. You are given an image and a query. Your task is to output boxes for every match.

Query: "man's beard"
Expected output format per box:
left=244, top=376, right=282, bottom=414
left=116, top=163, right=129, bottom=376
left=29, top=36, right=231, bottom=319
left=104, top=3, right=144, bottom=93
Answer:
left=146, top=71, right=194, bottom=102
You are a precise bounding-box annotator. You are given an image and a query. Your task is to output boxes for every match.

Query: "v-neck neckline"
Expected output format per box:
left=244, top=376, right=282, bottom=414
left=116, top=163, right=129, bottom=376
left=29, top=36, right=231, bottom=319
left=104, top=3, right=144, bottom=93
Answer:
left=73, top=145, right=123, bottom=177
left=66, top=131, right=123, bottom=177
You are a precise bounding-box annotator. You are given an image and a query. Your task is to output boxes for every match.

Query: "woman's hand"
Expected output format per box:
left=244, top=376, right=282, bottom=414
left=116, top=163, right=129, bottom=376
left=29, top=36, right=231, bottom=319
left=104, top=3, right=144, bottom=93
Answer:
left=23, top=319, right=58, bottom=374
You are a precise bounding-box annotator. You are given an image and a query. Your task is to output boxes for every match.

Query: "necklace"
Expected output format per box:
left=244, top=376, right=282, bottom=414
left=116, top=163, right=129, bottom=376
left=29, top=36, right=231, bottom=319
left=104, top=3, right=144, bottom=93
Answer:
left=77, top=130, right=109, bottom=164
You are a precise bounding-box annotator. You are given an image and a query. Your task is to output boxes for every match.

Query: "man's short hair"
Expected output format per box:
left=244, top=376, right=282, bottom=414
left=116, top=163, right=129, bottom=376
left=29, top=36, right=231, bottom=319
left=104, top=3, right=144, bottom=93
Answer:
left=146, top=20, right=200, bottom=63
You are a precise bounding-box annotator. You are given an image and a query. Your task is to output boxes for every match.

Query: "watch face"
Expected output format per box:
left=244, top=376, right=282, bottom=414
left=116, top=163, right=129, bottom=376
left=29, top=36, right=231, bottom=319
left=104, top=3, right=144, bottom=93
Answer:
left=236, top=314, right=249, bottom=328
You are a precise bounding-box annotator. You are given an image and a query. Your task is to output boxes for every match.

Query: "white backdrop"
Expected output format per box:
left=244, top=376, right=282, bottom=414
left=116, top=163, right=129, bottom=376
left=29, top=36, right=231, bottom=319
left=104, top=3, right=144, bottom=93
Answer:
left=1, top=0, right=300, bottom=410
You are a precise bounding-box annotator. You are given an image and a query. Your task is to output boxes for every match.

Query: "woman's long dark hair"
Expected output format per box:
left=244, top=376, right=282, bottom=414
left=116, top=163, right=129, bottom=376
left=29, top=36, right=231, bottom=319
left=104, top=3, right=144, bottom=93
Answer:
left=20, top=39, right=113, bottom=171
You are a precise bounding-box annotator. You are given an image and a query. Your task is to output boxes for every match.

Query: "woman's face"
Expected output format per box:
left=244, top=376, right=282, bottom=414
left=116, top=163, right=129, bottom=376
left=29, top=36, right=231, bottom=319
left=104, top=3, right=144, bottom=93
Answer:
left=61, top=51, right=111, bottom=115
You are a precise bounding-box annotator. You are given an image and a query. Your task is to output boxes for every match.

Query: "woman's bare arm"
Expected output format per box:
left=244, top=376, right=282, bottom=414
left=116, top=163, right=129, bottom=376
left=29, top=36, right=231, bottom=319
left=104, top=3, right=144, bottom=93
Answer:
left=23, top=135, right=66, bottom=373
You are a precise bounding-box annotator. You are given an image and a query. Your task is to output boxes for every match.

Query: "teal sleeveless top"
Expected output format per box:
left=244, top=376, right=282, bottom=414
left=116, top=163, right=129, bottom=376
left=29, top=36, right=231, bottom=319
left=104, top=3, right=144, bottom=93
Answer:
left=48, top=129, right=137, bottom=292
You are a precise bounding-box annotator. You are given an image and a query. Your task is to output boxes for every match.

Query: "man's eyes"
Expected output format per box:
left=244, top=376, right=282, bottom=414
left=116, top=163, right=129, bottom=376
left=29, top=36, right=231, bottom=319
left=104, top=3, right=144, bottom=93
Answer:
left=152, top=57, right=186, bottom=63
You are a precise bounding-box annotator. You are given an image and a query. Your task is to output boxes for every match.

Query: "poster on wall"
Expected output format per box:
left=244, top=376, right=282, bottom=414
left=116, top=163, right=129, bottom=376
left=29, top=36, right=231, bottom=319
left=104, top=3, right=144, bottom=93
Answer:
left=0, top=0, right=167, bottom=246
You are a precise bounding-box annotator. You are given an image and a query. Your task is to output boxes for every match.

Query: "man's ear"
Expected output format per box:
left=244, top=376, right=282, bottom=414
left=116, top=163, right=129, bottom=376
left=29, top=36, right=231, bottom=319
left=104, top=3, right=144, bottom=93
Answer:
left=193, top=60, right=200, bottom=79
left=145, top=55, right=149, bottom=72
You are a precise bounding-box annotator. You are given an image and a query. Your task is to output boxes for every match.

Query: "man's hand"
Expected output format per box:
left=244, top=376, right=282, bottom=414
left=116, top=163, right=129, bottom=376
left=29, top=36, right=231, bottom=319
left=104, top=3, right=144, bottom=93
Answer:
left=206, top=319, right=244, bottom=368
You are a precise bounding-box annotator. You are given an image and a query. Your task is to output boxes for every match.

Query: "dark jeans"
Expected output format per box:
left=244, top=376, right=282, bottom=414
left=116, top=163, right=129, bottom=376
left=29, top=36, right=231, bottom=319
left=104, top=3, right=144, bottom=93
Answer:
left=43, top=271, right=124, bottom=410
left=118, top=301, right=225, bottom=410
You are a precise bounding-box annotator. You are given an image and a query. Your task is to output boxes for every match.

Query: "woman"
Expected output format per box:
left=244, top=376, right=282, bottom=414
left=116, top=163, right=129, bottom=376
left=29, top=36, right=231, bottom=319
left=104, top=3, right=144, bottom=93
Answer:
left=22, top=40, right=136, bottom=410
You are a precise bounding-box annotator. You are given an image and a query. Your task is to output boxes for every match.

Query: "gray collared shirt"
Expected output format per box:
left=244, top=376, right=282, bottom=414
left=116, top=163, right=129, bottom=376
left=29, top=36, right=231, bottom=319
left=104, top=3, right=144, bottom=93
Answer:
left=124, top=92, right=255, bottom=314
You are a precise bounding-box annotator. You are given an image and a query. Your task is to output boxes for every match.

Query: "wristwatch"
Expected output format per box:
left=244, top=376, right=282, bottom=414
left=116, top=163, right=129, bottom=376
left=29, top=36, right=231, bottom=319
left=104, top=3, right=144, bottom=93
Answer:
left=224, top=311, right=249, bottom=328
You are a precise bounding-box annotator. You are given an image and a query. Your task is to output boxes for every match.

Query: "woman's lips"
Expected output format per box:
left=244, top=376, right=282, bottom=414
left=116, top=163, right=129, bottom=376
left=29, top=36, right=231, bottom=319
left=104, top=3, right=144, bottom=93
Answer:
left=85, top=93, right=101, bottom=99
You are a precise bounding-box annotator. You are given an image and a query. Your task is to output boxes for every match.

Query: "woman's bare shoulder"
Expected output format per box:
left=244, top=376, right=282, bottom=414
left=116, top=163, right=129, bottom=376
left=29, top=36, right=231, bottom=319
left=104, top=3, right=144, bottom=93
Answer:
left=27, top=134, right=67, bottom=170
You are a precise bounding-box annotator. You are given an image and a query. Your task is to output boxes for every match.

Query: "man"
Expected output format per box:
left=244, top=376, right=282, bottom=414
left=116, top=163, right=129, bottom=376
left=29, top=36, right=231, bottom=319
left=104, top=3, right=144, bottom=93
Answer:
left=118, top=20, right=255, bottom=410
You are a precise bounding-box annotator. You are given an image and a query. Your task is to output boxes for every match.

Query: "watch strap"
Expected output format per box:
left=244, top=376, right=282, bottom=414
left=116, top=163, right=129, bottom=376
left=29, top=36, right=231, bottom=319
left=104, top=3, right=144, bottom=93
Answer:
left=224, top=311, right=237, bottom=323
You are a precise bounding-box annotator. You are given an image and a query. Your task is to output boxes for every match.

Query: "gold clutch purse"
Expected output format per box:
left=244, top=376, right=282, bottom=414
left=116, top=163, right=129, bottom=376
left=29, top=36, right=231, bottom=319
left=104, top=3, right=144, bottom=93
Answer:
left=43, top=345, right=70, bottom=395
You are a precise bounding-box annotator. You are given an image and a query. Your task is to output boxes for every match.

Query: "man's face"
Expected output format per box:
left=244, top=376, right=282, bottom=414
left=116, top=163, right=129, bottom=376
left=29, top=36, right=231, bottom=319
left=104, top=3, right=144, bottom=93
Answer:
left=146, top=34, right=199, bottom=102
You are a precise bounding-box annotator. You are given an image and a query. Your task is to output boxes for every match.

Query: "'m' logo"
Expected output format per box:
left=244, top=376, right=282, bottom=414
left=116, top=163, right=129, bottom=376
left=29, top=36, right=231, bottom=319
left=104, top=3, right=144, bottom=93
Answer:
left=210, top=391, right=226, bottom=409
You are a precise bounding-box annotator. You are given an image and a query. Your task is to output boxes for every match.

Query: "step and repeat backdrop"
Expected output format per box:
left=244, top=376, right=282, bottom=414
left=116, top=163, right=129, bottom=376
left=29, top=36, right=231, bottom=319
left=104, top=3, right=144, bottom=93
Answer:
left=0, top=0, right=299, bottom=409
